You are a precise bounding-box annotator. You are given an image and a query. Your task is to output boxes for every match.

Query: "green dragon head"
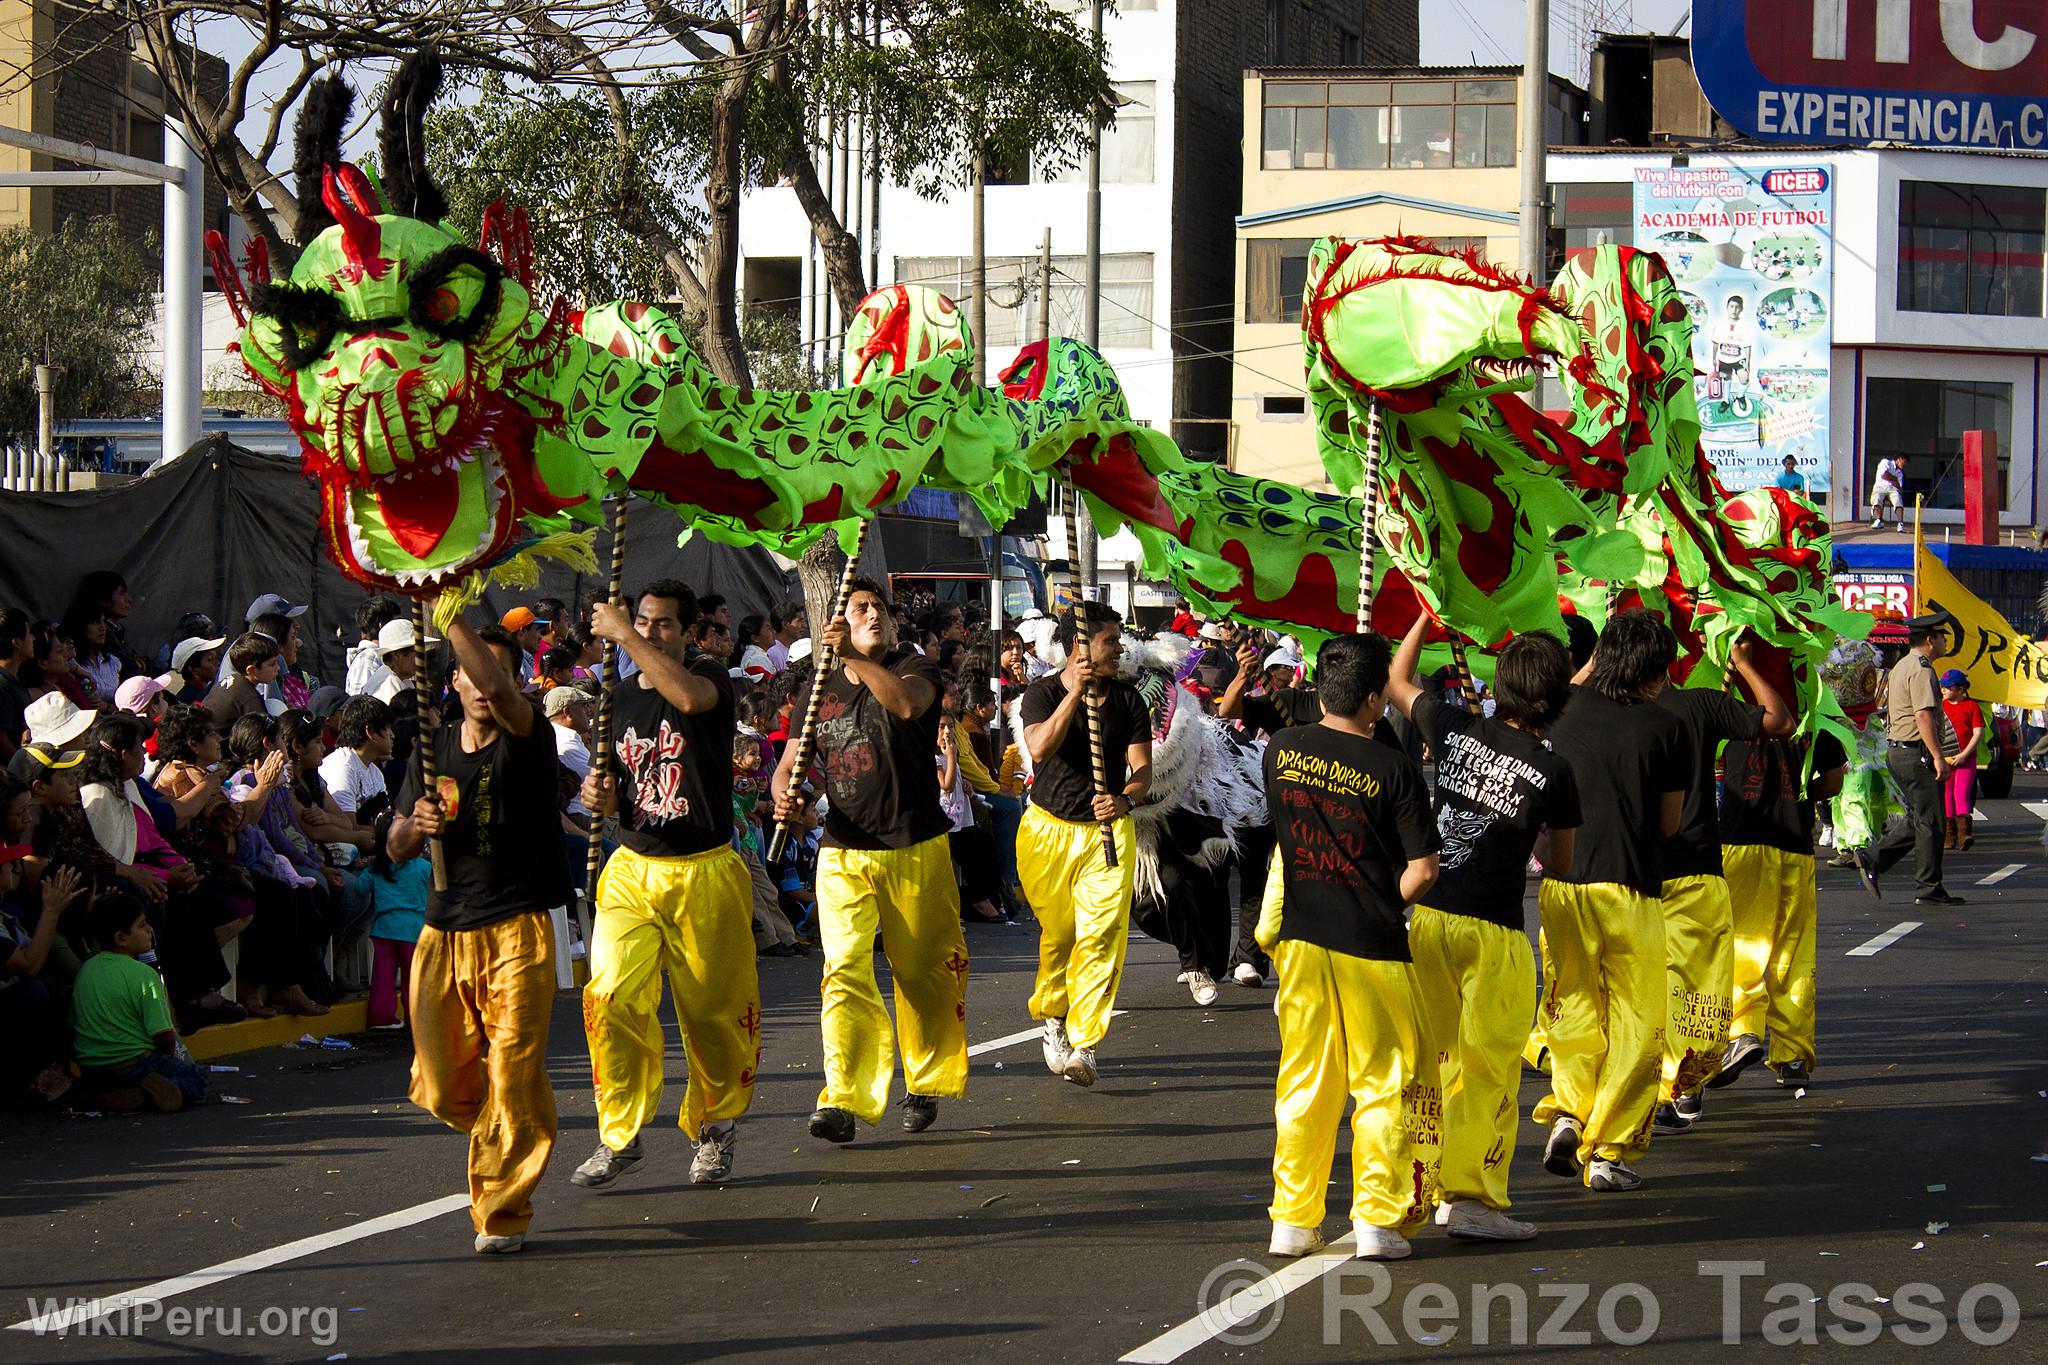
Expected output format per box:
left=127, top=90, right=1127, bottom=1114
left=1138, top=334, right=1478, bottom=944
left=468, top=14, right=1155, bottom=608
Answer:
left=210, top=58, right=570, bottom=594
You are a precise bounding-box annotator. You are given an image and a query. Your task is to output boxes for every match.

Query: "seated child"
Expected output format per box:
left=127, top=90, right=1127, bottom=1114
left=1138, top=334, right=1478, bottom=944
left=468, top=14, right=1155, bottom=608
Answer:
left=70, top=892, right=207, bottom=1112
left=347, top=845, right=430, bottom=1029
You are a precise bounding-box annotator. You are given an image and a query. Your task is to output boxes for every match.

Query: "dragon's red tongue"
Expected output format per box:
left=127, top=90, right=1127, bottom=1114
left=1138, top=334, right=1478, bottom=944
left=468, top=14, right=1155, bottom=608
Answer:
left=376, top=468, right=460, bottom=562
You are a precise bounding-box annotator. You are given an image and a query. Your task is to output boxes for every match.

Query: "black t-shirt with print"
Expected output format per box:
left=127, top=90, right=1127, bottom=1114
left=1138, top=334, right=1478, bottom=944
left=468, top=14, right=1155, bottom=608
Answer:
left=1410, top=693, right=1582, bottom=928
left=1654, top=685, right=1764, bottom=880
left=610, top=652, right=735, bottom=858
left=1544, top=685, right=1689, bottom=898
left=800, top=648, right=951, bottom=850
left=1019, top=674, right=1152, bottom=824
left=1263, top=722, right=1439, bottom=962
left=1720, top=730, right=1849, bottom=855
left=394, top=699, right=570, bottom=931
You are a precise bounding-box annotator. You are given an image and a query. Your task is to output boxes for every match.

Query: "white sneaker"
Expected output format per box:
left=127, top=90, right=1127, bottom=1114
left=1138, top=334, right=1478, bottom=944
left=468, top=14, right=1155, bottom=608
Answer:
left=1188, top=970, right=1219, bottom=1006
left=1351, top=1224, right=1413, bottom=1260
left=1542, top=1114, right=1582, bottom=1177
left=690, top=1121, right=735, bottom=1184
left=1232, top=962, right=1264, bottom=987
left=1269, top=1222, right=1325, bottom=1257
left=474, top=1233, right=525, bottom=1254
left=1062, top=1046, right=1098, bottom=1087
left=1174, top=971, right=1191, bottom=984
left=1433, top=1201, right=1452, bottom=1227
left=1445, top=1201, right=1538, bottom=1241
left=1586, top=1159, right=1643, bottom=1192
left=1041, top=1017, right=1071, bottom=1075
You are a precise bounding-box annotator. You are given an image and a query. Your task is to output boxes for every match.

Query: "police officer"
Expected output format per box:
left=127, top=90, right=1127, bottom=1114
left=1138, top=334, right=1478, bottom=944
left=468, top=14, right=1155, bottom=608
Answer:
left=1857, top=610, right=1965, bottom=906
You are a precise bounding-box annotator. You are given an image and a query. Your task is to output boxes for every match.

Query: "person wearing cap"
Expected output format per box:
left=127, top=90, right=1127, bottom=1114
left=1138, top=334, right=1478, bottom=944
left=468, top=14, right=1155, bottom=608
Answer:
left=1857, top=612, right=1964, bottom=906
left=544, top=684, right=594, bottom=834
left=202, top=634, right=282, bottom=730
left=387, top=614, right=570, bottom=1255
left=572, top=578, right=757, bottom=1194
left=114, top=676, right=168, bottom=725
left=346, top=597, right=405, bottom=699
left=249, top=610, right=315, bottom=712
left=154, top=612, right=215, bottom=676
left=500, top=607, right=543, bottom=681
left=371, top=618, right=422, bottom=707
left=166, top=635, right=225, bottom=706
left=1937, top=669, right=1985, bottom=852
left=246, top=593, right=309, bottom=627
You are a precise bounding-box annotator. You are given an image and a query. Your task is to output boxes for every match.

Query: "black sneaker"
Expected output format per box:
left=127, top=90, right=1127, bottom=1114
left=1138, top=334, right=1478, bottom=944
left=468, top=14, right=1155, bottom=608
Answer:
left=1674, top=1091, right=1704, bottom=1122
left=808, top=1105, right=857, bottom=1144
left=570, top=1136, right=643, bottom=1188
left=1915, top=891, right=1966, bottom=906
left=900, top=1094, right=938, bottom=1132
left=1849, top=846, right=1881, bottom=900
left=1652, top=1103, right=1693, bottom=1135
left=1774, top=1060, right=1811, bottom=1087
left=1708, top=1033, right=1765, bottom=1089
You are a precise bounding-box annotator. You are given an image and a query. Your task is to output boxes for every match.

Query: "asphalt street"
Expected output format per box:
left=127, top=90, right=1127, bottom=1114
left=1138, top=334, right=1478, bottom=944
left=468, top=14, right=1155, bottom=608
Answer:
left=4, top=781, right=2046, bottom=1363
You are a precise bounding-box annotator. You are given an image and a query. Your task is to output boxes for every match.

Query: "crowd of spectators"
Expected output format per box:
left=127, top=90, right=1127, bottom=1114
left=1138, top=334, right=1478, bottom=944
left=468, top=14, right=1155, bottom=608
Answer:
left=0, top=567, right=1343, bottom=1117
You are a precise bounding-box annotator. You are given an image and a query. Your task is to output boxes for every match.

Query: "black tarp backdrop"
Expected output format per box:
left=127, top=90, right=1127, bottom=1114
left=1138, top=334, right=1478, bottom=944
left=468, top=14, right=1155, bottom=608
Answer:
left=0, top=437, right=820, bottom=682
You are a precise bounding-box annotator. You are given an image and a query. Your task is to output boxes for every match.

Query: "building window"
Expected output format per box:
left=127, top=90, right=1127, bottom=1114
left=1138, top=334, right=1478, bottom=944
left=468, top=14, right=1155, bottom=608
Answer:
left=1244, top=238, right=1318, bottom=323
left=1865, top=377, right=2015, bottom=510
left=1260, top=394, right=1307, bottom=418
left=1261, top=78, right=1516, bottom=171
left=1038, top=81, right=1155, bottom=186
left=1339, top=28, right=1361, bottom=64
left=1898, top=182, right=2046, bottom=317
left=893, top=252, right=1154, bottom=350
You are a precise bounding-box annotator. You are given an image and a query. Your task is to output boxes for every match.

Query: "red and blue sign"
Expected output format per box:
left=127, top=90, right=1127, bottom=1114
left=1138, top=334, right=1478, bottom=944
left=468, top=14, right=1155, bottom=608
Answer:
left=1695, top=0, right=2048, bottom=149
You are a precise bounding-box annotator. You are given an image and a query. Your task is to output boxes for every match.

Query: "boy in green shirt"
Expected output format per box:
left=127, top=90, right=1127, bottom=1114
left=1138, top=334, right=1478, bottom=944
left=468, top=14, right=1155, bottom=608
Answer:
left=71, top=893, right=206, bottom=1112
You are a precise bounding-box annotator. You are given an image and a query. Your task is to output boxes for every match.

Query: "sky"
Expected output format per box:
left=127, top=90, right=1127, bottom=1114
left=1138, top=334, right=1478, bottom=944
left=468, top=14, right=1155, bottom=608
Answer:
left=1421, top=0, right=1698, bottom=78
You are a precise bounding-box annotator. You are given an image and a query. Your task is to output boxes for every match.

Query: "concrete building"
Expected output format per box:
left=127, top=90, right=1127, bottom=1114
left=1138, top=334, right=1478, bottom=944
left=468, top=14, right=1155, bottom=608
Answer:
left=1230, top=65, right=1589, bottom=486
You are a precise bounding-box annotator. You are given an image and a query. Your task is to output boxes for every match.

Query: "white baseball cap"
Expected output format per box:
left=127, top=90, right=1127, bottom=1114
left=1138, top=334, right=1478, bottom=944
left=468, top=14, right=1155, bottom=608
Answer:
left=787, top=638, right=815, bottom=663
left=24, top=693, right=93, bottom=749
left=377, top=618, right=420, bottom=655
left=171, top=635, right=227, bottom=673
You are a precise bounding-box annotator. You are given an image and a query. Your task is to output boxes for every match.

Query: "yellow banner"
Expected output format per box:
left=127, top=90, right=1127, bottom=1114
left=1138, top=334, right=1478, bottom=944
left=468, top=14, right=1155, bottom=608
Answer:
left=1914, top=510, right=2048, bottom=707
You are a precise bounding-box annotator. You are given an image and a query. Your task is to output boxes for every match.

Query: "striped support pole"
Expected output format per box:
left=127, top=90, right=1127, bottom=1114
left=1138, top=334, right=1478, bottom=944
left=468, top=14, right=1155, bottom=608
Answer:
left=1356, top=400, right=1381, bottom=634
left=584, top=497, right=630, bottom=901
left=766, top=522, right=869, bottom=866
left=1062, top=487, right=1119, bottom=869
left=413, top=597, right=447, bottom=892
left=1449, top=634, right=1479, bottom=712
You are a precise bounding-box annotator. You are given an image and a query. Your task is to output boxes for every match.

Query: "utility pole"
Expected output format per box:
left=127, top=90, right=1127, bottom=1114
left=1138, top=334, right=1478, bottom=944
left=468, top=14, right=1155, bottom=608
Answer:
left=1038, top=229, right=1053, bottom=342
left=1077, top=0, right=1104, bottom=591
left=1519, top=0, right=1552, bottom=286
left=971, top=148, right=987, bottom=387
left=34, top=362, right=53, bottom=493
left=163, top=118, right=203, bottom=461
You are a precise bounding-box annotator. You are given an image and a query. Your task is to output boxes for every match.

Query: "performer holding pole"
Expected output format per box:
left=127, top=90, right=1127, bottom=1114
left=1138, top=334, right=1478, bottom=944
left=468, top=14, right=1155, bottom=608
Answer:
left=571, top=578, right=758, bottom=1191
left=770, top=576, right=969, bottom=1143
left=1018, top=589, right=1152, bottom=1089
left=389, top=614, right=569, bottom=1253
left=767, top=528, right=869, bottom=865
left=1060, top=492, right=1118, bottom=867
left=583, top=497, right=629, bottom=901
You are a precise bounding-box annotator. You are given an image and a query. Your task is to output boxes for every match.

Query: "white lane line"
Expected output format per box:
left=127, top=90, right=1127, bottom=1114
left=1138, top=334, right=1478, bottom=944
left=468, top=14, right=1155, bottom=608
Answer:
left=2023, top=801, right=2048, bottom=822
left=1978, top=863, right=2026, bottom=886
left=1846, top=921, right=1923, bottom=957
left=9, top=1012, right=1112, bottom=1333
left=968, top=1010, right=1125, bottom=1057
left=1120, top=1234, right=1359, bottom=1364
left=6, top=1194, right=471, bottom=1334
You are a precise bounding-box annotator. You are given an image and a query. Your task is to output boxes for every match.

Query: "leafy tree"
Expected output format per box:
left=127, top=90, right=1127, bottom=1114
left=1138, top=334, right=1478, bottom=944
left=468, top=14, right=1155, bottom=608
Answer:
left=0, top=218, right=158, bottom=441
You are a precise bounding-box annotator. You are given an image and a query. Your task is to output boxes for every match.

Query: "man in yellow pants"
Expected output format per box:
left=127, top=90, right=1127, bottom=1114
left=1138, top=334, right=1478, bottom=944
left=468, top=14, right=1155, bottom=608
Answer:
left=1019, top=601, right=1152, bottom=1087
left=1650, top=637, right=1792, bottom=1135
left=1713, top=730, right=1847, bottom=1089
left=1533, top=612, right=1688, bottom=1192
left=390, top=616, right=571, bottom=1254
left=573, top=579, right=760, bottom=1191
left=1257, top=631, right=1441, bottom=1261
left=1386, top=616, right=1580, bottom=1241
left=770, top=577, right=970, bottom=1141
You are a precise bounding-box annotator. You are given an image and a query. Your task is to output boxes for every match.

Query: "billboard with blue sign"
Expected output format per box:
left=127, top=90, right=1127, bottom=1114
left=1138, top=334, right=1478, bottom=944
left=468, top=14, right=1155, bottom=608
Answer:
left=1635, top=161, right=1835, bottom=496
left=1695, top=0, right=2046, bottom=149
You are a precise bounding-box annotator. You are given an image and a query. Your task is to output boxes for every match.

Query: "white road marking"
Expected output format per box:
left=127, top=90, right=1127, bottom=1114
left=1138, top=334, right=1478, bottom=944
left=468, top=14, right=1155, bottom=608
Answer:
left=8, top=1011, right=1118, bottom=1332
left=1119, top=1234, right=1359, bottom=1364
left=1846, top=921, right=1923, bottom=956
left=2022, top=801, right=2048, bottom=822
left=1971, top=807, right=1992, bottom=823
left=1978, top=863, right=2025, bottom=885
left=6, top=1194, right=472, bottom=1334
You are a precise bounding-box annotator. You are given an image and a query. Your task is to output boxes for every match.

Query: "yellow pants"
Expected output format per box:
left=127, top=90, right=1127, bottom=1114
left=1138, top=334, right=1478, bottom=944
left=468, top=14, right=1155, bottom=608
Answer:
left=1269, top=938, right=1440, bottom=1232
left=583, top=844, right=760, bottom=1151
left=816, top=837, right=970, bottom=1123
left=409, top=911, right=558, bottom=1238
left=1020, top=804, right=1135, bottom=1051
left=1724, top=843, right=1818, bottom=1069
left=1523, top=928, right=1552, bottom=1071
left=1409, top=906, right=1535, bottom=1211
left=1531, top=881, right=1663, bottom=1178
left=1659, top=874, right=1734, bottom=1100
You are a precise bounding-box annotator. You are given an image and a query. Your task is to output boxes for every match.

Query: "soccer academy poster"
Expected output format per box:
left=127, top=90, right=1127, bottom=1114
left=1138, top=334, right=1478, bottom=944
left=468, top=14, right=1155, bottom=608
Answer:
left=1634, top=162, right=1835, bottom=495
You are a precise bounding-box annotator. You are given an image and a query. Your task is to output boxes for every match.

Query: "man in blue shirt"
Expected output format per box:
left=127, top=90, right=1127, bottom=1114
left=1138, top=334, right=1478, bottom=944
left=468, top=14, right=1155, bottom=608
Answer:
left=1774, top=455, right=1807, bottom=496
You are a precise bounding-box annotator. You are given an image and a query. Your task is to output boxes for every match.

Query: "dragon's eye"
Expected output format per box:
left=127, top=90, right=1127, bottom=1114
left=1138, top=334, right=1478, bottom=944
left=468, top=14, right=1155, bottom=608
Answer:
left=250, top=281, right=343, bottom=371
left=409, top=246, right=503, bottom=343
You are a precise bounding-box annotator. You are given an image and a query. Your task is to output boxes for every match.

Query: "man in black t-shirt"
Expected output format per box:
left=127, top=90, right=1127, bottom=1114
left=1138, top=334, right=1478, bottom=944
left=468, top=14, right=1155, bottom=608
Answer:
left=769, top=577, right=968, bottom=1144
left=1017, top=601, right=1152, bottom=1088
left=389, top=617, right=568, bottom=1255
left=568, top=579, right=759, bottom=1192
left=1532, top=611, right=1688, bottom=1195
left=1649, top=639, right=1793, bottom=1134
left=1255, top=631, right=1441, bottom=1262
left=1387, top=616, right=1580, bottom=1242
left=1713, top=730, right=1847, bottom=1089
